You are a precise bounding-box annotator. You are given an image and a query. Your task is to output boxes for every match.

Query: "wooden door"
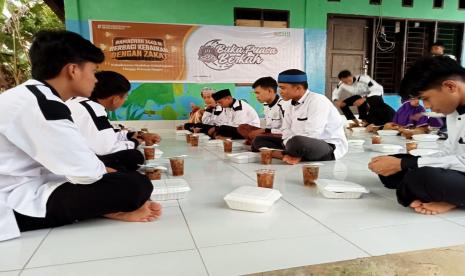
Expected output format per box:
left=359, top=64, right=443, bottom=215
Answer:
left=326, top=17, right=370, bottom=99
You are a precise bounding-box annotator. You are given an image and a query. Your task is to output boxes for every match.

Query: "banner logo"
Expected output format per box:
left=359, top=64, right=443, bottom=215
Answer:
left=198, top=39, right=278, bottom=71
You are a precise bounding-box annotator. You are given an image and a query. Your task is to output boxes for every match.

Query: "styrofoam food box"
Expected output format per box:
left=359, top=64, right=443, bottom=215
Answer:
left=412, top=134, right=440, bottom=142
left=224, top=186, right=282, bottom=213
left=377, top=130, right=399, bottom=136
left=348, top=139, right=365, bottom=146
left=351, top=127, right=366, bottom=133
left=151, top=179, right=191, bottom=201
left=227, top=152, right=260, bottom=163
left=365, top=144, right=403, bottom=153
left=205, top=139, right=223, bottom=147
left=176, top=130, right=191, bottom=136
left=409, top=148, right=442, bottom=156
left=317, top=179, right=369, bottom=199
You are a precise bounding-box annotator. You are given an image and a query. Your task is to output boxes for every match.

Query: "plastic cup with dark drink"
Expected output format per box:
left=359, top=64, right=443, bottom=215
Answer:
left=302, top=165, right=319, bottom=186
left=170, top=157, right=184, bottom=176
left=190, top=135, right=199, bottom=147
left=186, top=133, right=192, bottom=144
left=256, top=169, right=275, bottom=189
left=372, top=135, right=382, bottom=144
left=143, top=147, right=155, bottom=160
left=260, top=148, right=273, bottom=165
left=145, top=168, right=162, bottom=180
left=223, top=139, right=233, bottom=153
left=176, top=125, right=183, bottom=130
left=406, top=141, right=418, bottom=153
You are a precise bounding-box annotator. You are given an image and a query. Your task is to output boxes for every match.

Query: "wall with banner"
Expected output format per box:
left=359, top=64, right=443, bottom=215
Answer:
left=87, top=20, right=304, bottom=120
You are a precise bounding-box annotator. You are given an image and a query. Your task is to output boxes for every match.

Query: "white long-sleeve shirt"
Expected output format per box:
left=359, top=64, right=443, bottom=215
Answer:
left=0, top=80, right=106, bottom=241
left=220, top=99, right=260, bottom=128
left=332, top=74, right=383, bottom=101
left=411, top=107, right=465, bottom=172
left=202, top=105, right=227, bottom=126
left=282, top=90, right=348, bottom=159
left=66, top=97, right=136, bottom=156
left=263, top=96, right=290, bottom=134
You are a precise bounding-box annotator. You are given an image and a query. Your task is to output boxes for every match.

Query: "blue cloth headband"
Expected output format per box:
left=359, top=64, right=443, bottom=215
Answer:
left=277, top=74, right=307, bottom=83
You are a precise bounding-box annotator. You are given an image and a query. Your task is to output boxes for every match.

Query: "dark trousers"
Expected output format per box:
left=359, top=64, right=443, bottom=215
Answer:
left=184, top=123, right=215, bottom=134
left=252, top=135, right=335, bottom=161
left=340, top=95, right=368, bottom=121
left=14, top=171, right=153, bottom=232
left=98, top=149, right=144, bottom=172
left=379, top=154, right=465, bottom=207
left=215, top=125, right=245, bottom=140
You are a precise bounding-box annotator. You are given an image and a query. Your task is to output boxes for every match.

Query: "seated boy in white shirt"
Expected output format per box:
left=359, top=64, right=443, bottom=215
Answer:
left=252, top=69, right=348, bottom=165
left=369, top=56, right=465, bottom=215
left=237, top=77, right=289, bottom=145
left=210, top=89, right=260, bottom=139
left=67, top=71, right=161, bottom=171
left=0, top=30, right=161, bottom=241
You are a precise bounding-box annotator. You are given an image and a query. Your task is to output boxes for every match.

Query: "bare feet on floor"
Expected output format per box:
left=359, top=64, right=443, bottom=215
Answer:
left=282, top=154, right=301, bottom=165
left=104, top=201, right=163, bottom=222
left=409, top=200, right=456, bottom=215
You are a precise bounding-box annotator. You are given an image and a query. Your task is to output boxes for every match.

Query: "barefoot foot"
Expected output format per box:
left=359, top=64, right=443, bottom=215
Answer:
left=419, top=202, right=456, bottom=215
left=104, top=201, right=163, bottom=222
left=282, top=155, right=301, bottom=165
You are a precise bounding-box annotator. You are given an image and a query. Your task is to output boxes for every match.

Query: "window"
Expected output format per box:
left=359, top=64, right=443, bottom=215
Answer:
left=460, top=0, right=465, bottom=9
left=234, top=8, right=289, bottom=28
left=370, top=0, right=382, bottom=5
left=433, top=0, right=443, bottom=8
left=402, top=0, right=413, bottom=7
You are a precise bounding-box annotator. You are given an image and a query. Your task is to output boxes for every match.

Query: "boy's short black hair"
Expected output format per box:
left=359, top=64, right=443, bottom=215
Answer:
left=278, top=69, right=308, bottom=90
left=431, top=41, right=445, bottom=49
left=29, top=30, right=105, bottom=80
left=399, top=56, right=465, bottom=99
left=337, top=70, right=352, bottom=79
left=252, top=77, right=278, bottom=92
left=91, top=71, right=130, bottom=99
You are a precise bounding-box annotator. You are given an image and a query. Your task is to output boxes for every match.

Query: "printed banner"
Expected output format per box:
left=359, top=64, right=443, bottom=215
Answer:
left=90, top=20, right=304, bottom=83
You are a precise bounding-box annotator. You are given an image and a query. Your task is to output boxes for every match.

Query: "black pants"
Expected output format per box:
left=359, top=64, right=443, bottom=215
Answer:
left=98, top=149, right=144, bottom=172
left=340, top=95, right=368, bottom=121
left=379, top=154, right=465, bottom=207
left=215, top=125, right=245, bottom=140
left=14, top=171, right=153, bottom=232
left=252, top=135, right=335, bottom=161
left=184, top=123, right=215, bottom=135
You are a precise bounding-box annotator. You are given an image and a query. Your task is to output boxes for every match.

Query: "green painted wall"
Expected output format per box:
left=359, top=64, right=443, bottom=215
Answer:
left=307, top=0, right=465, bottom=28
left=65, top=0, right=306, bottom=27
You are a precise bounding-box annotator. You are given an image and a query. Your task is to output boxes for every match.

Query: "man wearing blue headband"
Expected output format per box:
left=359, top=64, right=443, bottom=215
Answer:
left=252, top=69, right=348, bottom=164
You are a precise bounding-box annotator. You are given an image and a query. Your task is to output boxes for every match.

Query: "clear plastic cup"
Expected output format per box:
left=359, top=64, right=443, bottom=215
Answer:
left=143, top=147, right=155, bottom=160
left=406, top=141, right=418, bottom=153
left=190, top=135, right=199, bottom=147
left=260, top=148, right=273, bottom=165
left=372, top=135, right=382, bottom=144
left=302, top=165, right=319, bottom=186
left=223, top=139, right=233, bottom=153
left=145, top=168, right=161, bottom=180
left=186, top=133, right=192, bottom=144
left=170, top=157, right=184, bottom=176
left=256, top=169, right=275, bottom=189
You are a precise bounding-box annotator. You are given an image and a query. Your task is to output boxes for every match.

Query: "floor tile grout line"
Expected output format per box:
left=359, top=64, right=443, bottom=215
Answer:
left=177, top=202, right=211, bottom=276
left=279, top=197, right=373, bottom=257
left=19, top=227, right=53, bottom=273
left=19, top=248, right=199, bottom=271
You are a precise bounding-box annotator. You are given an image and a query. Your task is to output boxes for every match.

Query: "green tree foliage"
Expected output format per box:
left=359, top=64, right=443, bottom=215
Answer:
left=0, top=0, right=63, bottom=89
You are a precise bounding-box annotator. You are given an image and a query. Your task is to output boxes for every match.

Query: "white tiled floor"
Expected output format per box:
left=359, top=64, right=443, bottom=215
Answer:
left=2, top=129, right=465, bottom=275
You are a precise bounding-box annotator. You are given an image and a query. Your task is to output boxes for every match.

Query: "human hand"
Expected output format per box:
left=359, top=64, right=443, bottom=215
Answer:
left=142, top=132, right=161, bottom=145
left=106, top=167, right=117, bottom=173
left=334, top=100, right=346, bottom=108
left=368, top=156, right=401, bottom=176
left=353, top=98, right=366, bottom=107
